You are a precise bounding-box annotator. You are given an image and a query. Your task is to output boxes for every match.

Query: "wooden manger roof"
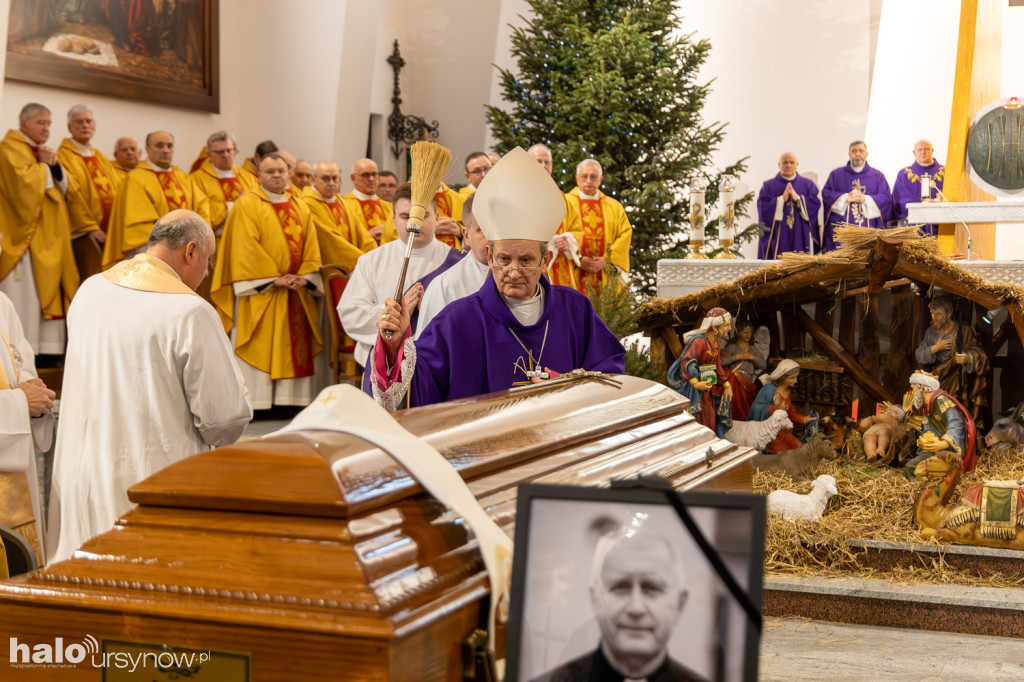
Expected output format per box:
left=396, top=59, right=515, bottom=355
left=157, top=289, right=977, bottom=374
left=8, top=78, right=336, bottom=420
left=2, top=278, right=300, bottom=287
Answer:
left=637, top=226, right=1024, bottom=407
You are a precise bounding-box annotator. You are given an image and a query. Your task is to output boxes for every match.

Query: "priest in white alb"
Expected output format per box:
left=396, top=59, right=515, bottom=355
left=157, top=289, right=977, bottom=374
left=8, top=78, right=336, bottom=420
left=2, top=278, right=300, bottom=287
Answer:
left=0, top=235, right=56, bottom=568
left=49, top=210, right=252, bottom=564
left=415, top=193, right=491, bottom=338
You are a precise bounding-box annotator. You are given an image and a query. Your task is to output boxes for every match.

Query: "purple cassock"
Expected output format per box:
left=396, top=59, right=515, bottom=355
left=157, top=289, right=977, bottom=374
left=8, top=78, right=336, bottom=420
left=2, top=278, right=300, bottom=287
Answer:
left=360, top=247, right=466, bottom=394
left=821, top=163, right=893, bottom=252
left=892, top=161, right=945, bottom=237
left=755, top=173, right=821, bottom=259
left=377, top=273, right=625, bottom=407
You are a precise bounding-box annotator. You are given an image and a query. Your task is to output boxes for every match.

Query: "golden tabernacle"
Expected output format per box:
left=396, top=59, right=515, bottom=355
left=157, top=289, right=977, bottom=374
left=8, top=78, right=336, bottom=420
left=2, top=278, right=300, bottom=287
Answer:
left=0, top=376, right=755, bottom=681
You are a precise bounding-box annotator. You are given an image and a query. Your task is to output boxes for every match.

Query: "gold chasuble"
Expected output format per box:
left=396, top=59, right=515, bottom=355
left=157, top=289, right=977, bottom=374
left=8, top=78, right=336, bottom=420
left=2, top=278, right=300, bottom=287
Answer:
left=566, top=187, right=632, bottom=292
left=239, top=157, right=259, bottom=186
left=302, top=189, right=377, bottom=273
left=189, top=160, right=257, bottom=234
left=103, top=161, right=211, bottom=269
left=110, top=161, right=131, bottom=189
left=211, top=191, right=323, bottom=380
left=0, top=130, right=79, bottom=320
left=548, top=195, right=582, bottom=289
left=342, top=191, right=394, bottom=245
left=58, top=139, right=117, bottom=280
left=381, top=183, right=463, bottom=247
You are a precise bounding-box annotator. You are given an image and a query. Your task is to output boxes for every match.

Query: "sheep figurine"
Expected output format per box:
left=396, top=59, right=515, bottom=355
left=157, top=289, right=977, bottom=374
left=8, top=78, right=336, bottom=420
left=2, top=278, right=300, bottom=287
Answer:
left=724, top=410, right=794, bottom=452
left=766, top=474, right=838, bottom=521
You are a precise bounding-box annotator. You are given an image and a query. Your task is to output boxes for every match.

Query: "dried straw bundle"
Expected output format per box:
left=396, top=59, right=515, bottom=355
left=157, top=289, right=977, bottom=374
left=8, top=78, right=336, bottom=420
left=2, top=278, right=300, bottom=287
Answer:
left=832, top=224, right=938, bottom=254
left=756, top=445, right=1024, bottom=587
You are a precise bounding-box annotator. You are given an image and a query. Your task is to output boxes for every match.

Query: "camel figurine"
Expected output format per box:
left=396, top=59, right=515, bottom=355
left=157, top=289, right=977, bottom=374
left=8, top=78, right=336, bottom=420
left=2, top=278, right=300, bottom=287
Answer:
left=914, top=451, right=1024, bottom=549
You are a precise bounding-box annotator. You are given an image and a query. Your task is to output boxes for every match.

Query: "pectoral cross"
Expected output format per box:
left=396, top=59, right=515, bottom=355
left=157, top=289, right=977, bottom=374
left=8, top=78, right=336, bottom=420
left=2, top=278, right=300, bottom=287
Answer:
left=512, top=354, right=549, bottom=385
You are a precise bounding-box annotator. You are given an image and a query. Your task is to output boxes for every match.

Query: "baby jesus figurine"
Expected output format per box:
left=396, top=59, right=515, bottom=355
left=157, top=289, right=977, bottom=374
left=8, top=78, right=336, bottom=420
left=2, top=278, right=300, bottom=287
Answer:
left=859, top=404, right=907, bottom=461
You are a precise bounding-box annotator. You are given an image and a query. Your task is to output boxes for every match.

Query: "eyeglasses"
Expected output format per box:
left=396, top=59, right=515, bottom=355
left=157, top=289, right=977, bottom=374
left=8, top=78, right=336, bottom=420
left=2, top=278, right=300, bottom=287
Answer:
left=467, top=167, right=490, bottom=176
left=209, top=148, right=236, bottom=155
left=492, top=256, right=542, bottom=274
left=317, top=175, right=341, bottom=182
left=355, top=171, right=379, bottom=179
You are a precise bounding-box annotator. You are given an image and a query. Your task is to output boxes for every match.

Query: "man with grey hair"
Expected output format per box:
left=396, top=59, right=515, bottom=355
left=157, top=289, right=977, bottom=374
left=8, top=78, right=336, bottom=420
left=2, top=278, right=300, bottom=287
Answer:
left=49, top=209, right=252, bottom=564
left=190, top=130, right=256, bottom=239
left=111, top=136, right=141, bottom=186
left=532, top=530, right=703, bottom=681
left=528, top=143, right=554, bottom=175
left=58, top=103, right=117, bottom=281
left=566, top=158, right=632, bottom=292
left=0, top=103, right=79, bottom=356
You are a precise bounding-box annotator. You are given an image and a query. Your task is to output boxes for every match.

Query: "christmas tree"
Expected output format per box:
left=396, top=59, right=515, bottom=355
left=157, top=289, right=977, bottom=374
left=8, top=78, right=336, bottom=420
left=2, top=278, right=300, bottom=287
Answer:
left=486, top=0, right=760, bottom=297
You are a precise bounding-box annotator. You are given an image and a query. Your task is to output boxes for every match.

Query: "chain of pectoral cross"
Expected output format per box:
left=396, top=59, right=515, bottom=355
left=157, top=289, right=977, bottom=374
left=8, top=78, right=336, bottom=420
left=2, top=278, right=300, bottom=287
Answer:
left=509, top=321, right=550, bottom=381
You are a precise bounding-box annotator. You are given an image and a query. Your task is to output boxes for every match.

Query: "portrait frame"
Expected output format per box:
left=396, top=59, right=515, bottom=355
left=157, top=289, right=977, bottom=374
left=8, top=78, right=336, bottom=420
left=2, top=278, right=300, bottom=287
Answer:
left=505, top=483, right=765, bottom=682
left=5, top=0, right=219, bottom=113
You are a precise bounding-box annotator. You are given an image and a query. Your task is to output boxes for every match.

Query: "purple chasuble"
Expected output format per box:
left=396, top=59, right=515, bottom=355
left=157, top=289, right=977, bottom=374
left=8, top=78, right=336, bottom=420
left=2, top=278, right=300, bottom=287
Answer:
left=756, top=173, right=821, bottom=259
left=403, top=273, right=625, bottom=407
left=892, top=161, right=945, bottom=236
left=360, top=247, right=466, bottom=394
left=821, top=163, right=893, bottom=252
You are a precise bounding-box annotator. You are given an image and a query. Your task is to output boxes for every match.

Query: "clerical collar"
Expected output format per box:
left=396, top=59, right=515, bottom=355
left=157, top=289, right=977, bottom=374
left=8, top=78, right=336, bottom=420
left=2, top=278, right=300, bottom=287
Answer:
left=352, top=189, right=379, bottom=201
left=593, top=644, right=672, bottom=682
left=69, top=138, right=94, bottom=155
left=500, top=285, right=545, bottom=326
left=314, top=187, right=337, bottom=203
left=151, top=162, right=173, bottom=172
left=918, top=160, right=936, bottom=168
left=578, top=189, right=600, bottom=200
left=780, top=173, right=796, bottom=181
left=15, top=130, right=42, bottom=148
left=213, top=165, right=236, bottom=179
left=260, top=187, right=289, bottom=203
left=849, top=163, right=867, bottom=173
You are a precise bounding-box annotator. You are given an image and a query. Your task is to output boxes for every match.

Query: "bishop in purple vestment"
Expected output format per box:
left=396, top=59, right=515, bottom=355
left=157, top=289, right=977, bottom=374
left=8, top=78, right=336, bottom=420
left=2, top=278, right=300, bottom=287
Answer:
left=892, top=139, right=945, bottom=237
left=756, top=152, right=821, bottom=259
left=821, top=141, right=893, bottom=252
left=370, top=146, right=625, bottom=410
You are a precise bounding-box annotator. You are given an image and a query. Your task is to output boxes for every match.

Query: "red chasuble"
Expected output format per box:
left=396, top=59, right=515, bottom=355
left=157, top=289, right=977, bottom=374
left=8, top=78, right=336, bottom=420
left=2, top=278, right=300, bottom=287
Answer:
left=156, top=170, right=188, bottom=210
left=577, top=197, right=606, bottom=292
left=548, top=220, right=578, bottom=289
left=83, top=154, right=115, bottom=230
left=357, top=198, right=388, bottom=230
left=269, top=200, right=314, bottom=377
left=216, top=175, right=246, bottom=202
left=326, top=200, right=353, bottom=240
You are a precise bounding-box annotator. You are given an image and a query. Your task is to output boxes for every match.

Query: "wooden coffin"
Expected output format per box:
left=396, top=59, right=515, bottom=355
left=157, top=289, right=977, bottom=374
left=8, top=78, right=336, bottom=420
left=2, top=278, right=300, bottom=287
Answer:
left=0, top=376, right=755, bottom=681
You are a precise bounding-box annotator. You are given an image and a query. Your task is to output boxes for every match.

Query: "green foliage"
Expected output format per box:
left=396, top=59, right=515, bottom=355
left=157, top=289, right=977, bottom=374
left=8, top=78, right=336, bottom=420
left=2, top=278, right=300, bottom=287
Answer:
left=583, top=265, right=663, bottom=382
left=486, top=0, right=758, bottom=297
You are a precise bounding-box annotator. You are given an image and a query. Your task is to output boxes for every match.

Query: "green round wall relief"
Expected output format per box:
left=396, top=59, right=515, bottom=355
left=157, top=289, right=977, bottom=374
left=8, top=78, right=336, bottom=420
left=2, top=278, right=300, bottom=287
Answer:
left=968, top=104, right=1024, bottom=191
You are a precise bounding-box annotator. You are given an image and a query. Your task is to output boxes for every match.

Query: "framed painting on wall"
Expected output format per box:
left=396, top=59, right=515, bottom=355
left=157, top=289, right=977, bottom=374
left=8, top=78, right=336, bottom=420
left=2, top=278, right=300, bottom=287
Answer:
left=5, top=0, right=219, bottom=113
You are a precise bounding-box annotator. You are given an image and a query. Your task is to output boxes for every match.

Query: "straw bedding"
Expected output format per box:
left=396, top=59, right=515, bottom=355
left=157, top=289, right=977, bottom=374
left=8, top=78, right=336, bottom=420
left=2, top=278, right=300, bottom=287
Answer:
left=755, top=444, right=1024, bottom=587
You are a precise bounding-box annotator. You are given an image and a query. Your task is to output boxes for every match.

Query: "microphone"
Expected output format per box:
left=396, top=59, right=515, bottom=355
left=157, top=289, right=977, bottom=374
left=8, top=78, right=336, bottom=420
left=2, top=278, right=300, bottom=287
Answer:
left=928, top=179, right=975, bottom=260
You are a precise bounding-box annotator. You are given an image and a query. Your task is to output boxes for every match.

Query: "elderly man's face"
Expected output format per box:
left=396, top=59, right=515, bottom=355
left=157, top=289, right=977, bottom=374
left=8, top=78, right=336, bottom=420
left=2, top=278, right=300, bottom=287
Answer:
left=20, top=111, right=52, bottom=145
left=914, top=141, right=934, bottom=166
left=68, top=111, right=96, bottom=144
left=313, top=163, right=341, bottom=199
left=207, top=138, right=237, bottom=171
left=351, top=159, right=379, bottom=195
left=146, top=131, right=175, bottom=168
left=293, top=160, right=314, bottom=189
left=530, top=148, right=553, bottom=175
left=848, top=143, right=868, bottom=167
left=591, top=537, right=686, bottom=668
left=114, top=138, right=141, bottom=168
left=577, top=164, right=602, bottom=195
left=488, top=239, right=553, bottom=299
left=778, top=154, right=798, bottom=177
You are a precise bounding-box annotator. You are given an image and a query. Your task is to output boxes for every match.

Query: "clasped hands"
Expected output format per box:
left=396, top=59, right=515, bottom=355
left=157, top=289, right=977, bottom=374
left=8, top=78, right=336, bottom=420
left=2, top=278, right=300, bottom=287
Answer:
left=18, top=378, right=55, bottom=418
left=274, top=274, right=307, bottom=290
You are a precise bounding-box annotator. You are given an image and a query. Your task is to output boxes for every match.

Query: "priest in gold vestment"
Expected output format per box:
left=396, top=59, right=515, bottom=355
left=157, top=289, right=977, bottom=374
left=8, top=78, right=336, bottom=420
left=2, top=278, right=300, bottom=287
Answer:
left=110, top=136, right=141, bottom=188
left=189, top=130, right=256, bottom=238
left=0, top=103, right=79, bottom=354
left=103, top=130, right=211, bottom=269
left=343, top=157, right=393, bottom=245
left=302, top=161, right=376, bottom=273
left=58, top=104, right=117, bottom=281
left=565, top=159, right=631, bottom=292
left=211, top=153, right=325, bottom=409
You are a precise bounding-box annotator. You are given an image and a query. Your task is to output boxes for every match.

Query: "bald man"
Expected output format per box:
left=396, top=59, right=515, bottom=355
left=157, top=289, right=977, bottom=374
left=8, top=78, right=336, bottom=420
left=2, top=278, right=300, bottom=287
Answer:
left=342, top=158, right=393, bottom=244
left=51, top=209, right=252, bottom=563
left=756, top=152, right=821, bottom=259
left=110, top=136, right=140, bottom=187
left=302, top=160, right=377, bottom=272
left=103, top=130, right=211, bottom=268
left=893, top=139, right=945, bottom=237
left=293, top=159, right=314, bottom=191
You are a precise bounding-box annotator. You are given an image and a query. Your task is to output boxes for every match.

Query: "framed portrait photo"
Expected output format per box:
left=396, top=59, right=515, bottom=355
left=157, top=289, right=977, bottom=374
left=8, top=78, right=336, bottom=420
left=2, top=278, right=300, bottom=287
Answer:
left=506, top=484, right=765, bottom=682
left=5, top=0, right=219, bottom=112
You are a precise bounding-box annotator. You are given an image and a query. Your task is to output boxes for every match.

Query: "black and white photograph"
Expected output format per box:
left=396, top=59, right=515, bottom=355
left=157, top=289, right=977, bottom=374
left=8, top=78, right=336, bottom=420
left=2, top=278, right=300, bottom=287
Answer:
left=506, top=484, right=765, bottom=682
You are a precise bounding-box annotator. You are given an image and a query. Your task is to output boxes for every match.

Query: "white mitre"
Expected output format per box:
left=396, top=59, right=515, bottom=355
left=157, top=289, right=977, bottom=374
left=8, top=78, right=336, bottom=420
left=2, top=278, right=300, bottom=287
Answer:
left=473, top=146, right=567, bottom=242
